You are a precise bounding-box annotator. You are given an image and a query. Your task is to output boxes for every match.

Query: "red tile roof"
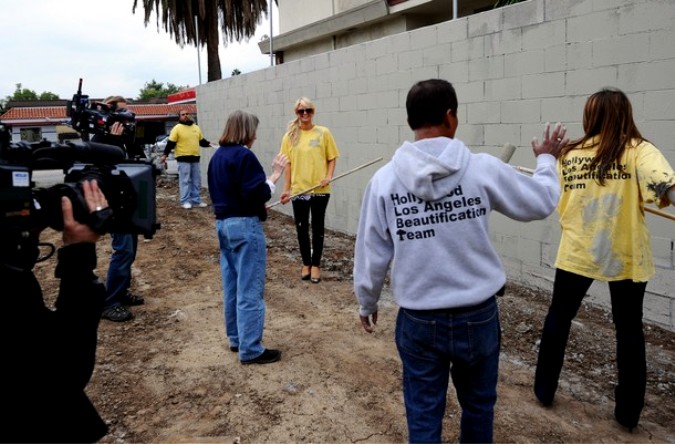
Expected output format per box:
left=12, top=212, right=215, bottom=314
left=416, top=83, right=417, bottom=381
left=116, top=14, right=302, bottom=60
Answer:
left=0, top=103, right=197, bottom=124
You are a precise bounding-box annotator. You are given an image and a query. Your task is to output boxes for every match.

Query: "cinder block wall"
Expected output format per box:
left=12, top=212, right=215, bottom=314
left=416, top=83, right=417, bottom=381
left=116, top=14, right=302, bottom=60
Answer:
left=197, top=0, right=675, bottom=330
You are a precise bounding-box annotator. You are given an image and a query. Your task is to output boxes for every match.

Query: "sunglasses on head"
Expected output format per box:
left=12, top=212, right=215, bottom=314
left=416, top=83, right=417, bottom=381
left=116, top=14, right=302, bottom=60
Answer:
left=296, top=108, right=314, bottom=115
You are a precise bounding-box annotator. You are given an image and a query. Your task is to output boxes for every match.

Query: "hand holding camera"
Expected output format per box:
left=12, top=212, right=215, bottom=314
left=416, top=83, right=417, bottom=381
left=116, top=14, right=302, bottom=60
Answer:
left=62, top=179, right=108, bottom=246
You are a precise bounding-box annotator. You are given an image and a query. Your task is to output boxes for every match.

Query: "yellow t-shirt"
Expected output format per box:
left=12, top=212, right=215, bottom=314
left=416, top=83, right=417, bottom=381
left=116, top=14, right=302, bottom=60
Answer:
left=555, top=137, right=674, bottom=282
left=280, top=125, right=340, bottom=195
left=169, top=123, right=204, bottom=157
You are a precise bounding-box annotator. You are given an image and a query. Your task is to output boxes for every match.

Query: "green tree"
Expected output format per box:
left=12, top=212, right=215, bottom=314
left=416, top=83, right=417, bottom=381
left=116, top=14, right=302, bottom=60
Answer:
left=133, top=0, right=274, bottom=82
left=4, top=83, right=60, bottom=104
left=231, top=68, right=242, bottom=76
left=39, top=91, right=60, bottom=100
left=137, top=79, right=183, bottom=101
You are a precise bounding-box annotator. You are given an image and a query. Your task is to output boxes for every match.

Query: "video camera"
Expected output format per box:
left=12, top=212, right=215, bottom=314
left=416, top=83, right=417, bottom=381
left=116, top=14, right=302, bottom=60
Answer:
left=0, top=82, right=160, bottom=266
left=67, top=78, right=136, bottom=145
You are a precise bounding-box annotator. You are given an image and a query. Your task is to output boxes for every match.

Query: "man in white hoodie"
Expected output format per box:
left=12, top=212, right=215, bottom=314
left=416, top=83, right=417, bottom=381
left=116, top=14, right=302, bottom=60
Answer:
left=353, top=79, right=567, bottom=443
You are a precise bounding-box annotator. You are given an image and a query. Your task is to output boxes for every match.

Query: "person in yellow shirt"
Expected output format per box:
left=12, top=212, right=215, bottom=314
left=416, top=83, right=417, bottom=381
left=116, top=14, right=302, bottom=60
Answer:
left=279, top=97, right=340, bottom=283
left=161, top=110, right=212, bottom=209
left=534, top=88, right=675, bottom=431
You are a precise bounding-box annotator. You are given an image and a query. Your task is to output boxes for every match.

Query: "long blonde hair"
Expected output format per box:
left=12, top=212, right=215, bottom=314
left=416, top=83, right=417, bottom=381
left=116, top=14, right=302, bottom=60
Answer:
left=285, top=97, right=315, bottom=146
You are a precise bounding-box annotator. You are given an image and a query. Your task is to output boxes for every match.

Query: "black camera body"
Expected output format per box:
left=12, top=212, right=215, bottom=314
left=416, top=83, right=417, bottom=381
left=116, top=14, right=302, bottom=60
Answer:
left=0, top=80, right=161, bottom=267
left=0, top=136, right=160, bottom=240
left=67, top=79, right=136, bottom=145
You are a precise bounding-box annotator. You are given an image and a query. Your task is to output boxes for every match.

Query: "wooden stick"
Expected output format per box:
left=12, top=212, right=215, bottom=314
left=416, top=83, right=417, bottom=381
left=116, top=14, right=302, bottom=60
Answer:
left=512, top=165, right=675, bottom=221
left=267, top=157, right=384, bottom=209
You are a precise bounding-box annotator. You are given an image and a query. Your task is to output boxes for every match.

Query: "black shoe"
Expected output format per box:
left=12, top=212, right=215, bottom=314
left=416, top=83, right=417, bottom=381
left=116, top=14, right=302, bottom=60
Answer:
left=230, top=346, right=239, bottom=352
left=241, top=349, right=281, bottom=365
left=120, top=292, right=145, bottom=306
left=102, top=305, right=133, bottom=322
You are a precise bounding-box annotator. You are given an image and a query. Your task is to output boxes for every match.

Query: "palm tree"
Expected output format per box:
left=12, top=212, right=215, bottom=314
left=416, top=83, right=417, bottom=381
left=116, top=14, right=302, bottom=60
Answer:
left=132, top=0, right=271, bottom=81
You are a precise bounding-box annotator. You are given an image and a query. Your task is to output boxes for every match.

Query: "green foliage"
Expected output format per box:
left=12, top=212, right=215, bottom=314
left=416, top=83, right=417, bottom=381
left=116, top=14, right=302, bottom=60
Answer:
left=231, top=68, right=242, bottom=76
left=5, top=83, right=59, bottom=102
left=494, top=0, right=528, bottom=7
left=137, top=79, right=183, bottom=101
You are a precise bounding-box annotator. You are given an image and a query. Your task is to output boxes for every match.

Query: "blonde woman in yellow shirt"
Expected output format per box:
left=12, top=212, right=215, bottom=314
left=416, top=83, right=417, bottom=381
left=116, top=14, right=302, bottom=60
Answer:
left=534, top=88, right=675, bottom=431
left=280, top=98, right=340, bottom=283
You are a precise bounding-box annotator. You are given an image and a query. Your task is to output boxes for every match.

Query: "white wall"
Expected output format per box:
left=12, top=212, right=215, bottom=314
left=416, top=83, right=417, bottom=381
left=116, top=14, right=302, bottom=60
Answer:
left=197, top=0, right=675, bottom=330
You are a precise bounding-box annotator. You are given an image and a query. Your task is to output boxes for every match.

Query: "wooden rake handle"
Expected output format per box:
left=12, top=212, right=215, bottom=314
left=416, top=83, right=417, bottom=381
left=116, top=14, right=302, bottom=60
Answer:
left=267, top=157, right=384, bottom=209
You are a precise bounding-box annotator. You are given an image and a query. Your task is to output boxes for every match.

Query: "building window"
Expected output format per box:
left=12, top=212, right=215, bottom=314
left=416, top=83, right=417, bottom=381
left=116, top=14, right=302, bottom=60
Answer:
left=20, top=127, right=42, bottom=142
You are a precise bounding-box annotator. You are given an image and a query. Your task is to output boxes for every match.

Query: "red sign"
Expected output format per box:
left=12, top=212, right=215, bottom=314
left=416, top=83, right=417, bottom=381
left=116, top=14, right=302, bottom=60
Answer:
left=168, top=88, right=196, bottom=104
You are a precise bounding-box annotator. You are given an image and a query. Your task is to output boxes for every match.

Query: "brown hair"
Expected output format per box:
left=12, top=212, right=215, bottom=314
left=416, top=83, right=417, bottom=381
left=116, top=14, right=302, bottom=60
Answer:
left=219, top=110, right=259, bottom=147
left=561, top=88, right=647, bottom=185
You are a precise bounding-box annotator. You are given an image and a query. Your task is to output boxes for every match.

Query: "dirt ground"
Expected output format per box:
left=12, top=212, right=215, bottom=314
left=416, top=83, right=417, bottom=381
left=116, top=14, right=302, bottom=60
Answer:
left=35, top=179, right=674, bottom=443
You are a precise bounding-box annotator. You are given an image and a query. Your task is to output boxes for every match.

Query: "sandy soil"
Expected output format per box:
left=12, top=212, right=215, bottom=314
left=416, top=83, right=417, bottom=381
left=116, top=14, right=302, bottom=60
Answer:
left=34, top=179, right=674, bottom=443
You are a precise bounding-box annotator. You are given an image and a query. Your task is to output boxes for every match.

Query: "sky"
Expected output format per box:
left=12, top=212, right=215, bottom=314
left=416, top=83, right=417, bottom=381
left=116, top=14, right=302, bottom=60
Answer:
left=0, top=0, right=279, bottom=101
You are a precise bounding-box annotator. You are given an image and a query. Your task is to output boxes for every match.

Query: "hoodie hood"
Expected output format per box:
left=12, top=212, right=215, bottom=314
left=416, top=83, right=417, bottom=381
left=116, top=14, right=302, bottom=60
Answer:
left=392, top=137, right=471, bottom=201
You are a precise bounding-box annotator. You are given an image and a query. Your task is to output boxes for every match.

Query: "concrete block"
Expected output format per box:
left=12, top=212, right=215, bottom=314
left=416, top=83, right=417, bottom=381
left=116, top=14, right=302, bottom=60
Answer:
left=650, top=29, right=675, bottom=60
left=438, top=17, right=468, bottom=44
left=484, top=124, right=521, bottom=149
left=486, top=29, right=522, bottom=56
left=566, top=67, right=619, bottom=96
left=485, top=77, right=522, bottom=102
left=423, top=43, right=452, bottom=67
left=566, top=10, right=620, bottom=42
left=593, top=34, right=650, bottom=66
left=410, top=25, right=438, bottom=51
left=544, top=44, right=567, bottom=73
left=468, top=7, right=502, bottom=37
left=645, top=90, right=675, bottom=120
left=469, top=55, right=505, bottom=82
left=651, top=235, right=674, bottom=270
left=643, top=292, right=672, bottom=329
left=522, top=21, right=566, bottom=51
left=505, top=49, right=545, bottom=77
left=522, top=72, right=565, bottom=98
left=544, top=0, right=593, bottom=21
left=564, top=41, right=594, bottom=71
left=398, top=49, right=425, bottom=72
left=540, top=96, right=588, bottom=123
left=618, top=0, right=675, bottom=35
left=468, top=101, right=501, bottom=124
left=439, top=62, right=469, bottom=84
left=451, top=36, right=485, bottom=63
left=619, top=59, right=675, bottom=92
left=501, top=99, right=542, bottom=124
left=502, top=0, right=545, bottom=30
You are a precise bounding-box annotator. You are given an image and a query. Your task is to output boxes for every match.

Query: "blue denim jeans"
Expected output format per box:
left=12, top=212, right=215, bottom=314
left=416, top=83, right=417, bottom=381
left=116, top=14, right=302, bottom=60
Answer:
left=216, top=217, right=267, bottom=361
left=105, top=233, right=138, bottom=307
left=395, top=296, right=500, bottom=443
left=178, top=160, right=203, bottom=205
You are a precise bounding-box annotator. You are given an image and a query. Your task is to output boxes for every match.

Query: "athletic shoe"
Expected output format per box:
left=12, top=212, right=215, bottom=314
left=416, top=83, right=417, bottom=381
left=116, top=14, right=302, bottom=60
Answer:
left=102, top=305, right=133, bottom=322
left=181, top=203, right=192, bottom=209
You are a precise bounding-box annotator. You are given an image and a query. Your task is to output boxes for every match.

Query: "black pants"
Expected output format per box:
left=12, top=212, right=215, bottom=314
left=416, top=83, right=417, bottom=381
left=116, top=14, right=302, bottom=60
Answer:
left=534, top=268, right=647, bottom=427
left=291, top=195, right=330, bottom=267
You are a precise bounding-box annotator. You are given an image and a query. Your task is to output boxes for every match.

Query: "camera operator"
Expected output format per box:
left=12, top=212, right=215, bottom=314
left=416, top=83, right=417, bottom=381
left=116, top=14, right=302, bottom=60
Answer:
left=0, top=180, right=109, bottom=443
left=94, top=96, right=145, bottom=322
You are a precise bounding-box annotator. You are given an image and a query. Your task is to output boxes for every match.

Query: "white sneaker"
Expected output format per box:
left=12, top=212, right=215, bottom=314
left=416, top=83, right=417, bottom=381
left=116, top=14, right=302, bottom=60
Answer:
left=197, top=202, right=208, bottom=208
left=181, top=203, right=192, bottom=209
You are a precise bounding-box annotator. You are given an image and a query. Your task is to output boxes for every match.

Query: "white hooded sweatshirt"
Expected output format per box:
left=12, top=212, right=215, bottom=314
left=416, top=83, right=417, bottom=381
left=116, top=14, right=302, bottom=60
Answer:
left=354, top=136, right=559, bottom=317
